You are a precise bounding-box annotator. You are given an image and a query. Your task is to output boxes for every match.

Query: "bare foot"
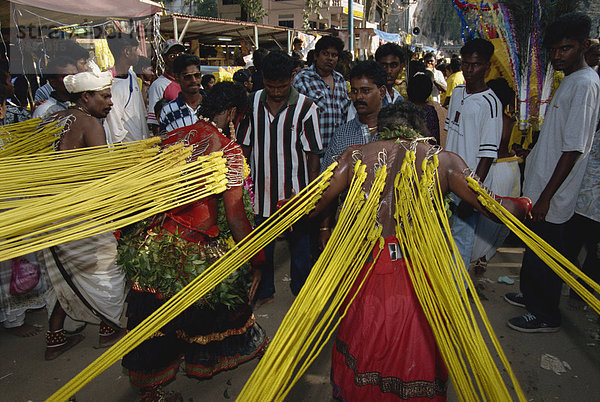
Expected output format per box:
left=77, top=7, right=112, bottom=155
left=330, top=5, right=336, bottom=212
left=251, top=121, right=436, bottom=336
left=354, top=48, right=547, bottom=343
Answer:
left=45, top=334, right=84, bottom=361
left=6, top=324, right=43, bottom=337
left=97, top=327, right=126, bottom=348
left=254, top=295, right=275, bottom=308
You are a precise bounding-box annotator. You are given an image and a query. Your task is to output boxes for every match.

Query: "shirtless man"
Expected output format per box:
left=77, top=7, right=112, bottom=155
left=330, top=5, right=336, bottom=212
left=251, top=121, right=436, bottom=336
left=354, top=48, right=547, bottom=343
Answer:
left=53, top=72, right=113, bottom=150
left=43, top=67, right=126, bottom=360
left=311, top=101, right=531, bottom=400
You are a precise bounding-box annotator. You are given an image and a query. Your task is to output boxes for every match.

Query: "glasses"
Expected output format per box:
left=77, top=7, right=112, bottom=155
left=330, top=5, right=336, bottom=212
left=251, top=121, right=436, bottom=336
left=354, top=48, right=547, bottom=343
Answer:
left=181, top=72, right=202, bottom=81
left=167, top=52, right=185, bottom=59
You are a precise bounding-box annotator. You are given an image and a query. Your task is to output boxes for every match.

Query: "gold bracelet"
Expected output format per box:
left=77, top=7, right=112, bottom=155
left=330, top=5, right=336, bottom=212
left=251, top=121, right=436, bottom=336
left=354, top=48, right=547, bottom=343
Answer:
left=319, top=227, right=330, bottom=231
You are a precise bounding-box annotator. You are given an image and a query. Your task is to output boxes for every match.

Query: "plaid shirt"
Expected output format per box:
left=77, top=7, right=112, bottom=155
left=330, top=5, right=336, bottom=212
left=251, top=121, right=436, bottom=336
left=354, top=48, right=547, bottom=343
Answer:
left=159, top=93, right=200, bottom=132
left=292, top=65, right=350, bottom=149
left=321, top=116, right=378, bottom=171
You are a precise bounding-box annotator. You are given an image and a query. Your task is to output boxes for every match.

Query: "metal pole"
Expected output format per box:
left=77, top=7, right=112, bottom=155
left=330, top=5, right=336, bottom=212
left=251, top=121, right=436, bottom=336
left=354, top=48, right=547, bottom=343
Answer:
left=348, top=0, right=354, bottom=54
left=173, top=16, right=178, bottom=42
left=254, top=25, right=259, bottom=50
left=287, top=29, right=292, bottom=54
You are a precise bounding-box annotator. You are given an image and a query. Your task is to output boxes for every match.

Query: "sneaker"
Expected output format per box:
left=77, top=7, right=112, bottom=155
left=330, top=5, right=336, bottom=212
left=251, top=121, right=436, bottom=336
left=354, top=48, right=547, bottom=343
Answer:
left=507, top=313, right=560, bottom=333
left=504, top=292, right=525, bottom=308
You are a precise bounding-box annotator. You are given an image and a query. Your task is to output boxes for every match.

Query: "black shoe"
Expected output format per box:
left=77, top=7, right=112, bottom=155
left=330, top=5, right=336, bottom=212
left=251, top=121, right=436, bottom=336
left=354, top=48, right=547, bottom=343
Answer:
left=504, top=292, right=525, bottom=308
left=507, top=313, right=560, bottom=333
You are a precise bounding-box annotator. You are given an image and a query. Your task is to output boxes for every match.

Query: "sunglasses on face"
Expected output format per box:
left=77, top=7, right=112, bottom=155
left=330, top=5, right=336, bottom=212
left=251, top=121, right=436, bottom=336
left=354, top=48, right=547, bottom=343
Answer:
left=181, top=72, right=202, bottom=81
left=167, top=52, right=185, bottom=59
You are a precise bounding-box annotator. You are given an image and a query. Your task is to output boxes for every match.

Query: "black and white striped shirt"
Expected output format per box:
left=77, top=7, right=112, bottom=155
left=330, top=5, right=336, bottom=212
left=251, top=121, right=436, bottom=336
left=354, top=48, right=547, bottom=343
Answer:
left=239, top=87, right=323, bottom=217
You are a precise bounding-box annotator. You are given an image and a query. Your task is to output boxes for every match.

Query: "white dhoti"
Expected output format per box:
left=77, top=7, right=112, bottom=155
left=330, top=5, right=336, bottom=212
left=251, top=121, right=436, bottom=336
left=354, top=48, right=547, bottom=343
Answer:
left=472, top=157, right=521, bottom=262
left=43, top=231, right=126, bottom=325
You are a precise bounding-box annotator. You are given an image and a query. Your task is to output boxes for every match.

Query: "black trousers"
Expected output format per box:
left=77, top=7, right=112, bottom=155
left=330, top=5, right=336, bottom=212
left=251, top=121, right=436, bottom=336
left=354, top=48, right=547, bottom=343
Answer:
left=520, top=220, right=566, bottom=326
left=565, top=213, right=600, bottom=294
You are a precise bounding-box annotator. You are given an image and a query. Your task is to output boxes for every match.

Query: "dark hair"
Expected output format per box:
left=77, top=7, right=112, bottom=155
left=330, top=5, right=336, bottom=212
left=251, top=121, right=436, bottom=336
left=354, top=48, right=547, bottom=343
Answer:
left=233, top=68, right=252, bottom=84
left=377, top=100, right=429, bottom=136
left=423, top=52, right=436, bottom=61
left=335, top=51, right=354, bottom=79
left=460, top=38, right=494, bottom=61
left=201, top=74, right=215, bottom=87
left=449, top=57, right=461, bottom=73
left=544, top=12, right=591, bottom=47
left=173, top=54, right=201, bottom=75
left=315, top=36, right=344, bottom=56
left=262, top=51, right=295, bottom=81
left=349, top=61, right=387, bottom=88
left=291, top=50, right=303, bottom=60
left=292, top=57, right=305, bottom=70
left=154, top=98, right=170, bottom=121
left=253, top=48, right=269, bottom=71
left=45, top=56, right=77, bottom=78
left=133, top=56, right=152, bottom=75
left=199, top=81, right=248, bottom=120
left=306, top=50, right=315, bottom=66
left=407, top=73, right=433, bottom=103
left=407, top=60, right=427, bottom=77
left=375, top=43, right=405, bottom=64
left=106, top=34, right=139, bottom=60
left=53, top=40, right=89, bottom=62
left=487, top=78, right=515, bottom=108
left=293, top=38, right=303, bottom=45
left=0, top=83, right=6, bottom=104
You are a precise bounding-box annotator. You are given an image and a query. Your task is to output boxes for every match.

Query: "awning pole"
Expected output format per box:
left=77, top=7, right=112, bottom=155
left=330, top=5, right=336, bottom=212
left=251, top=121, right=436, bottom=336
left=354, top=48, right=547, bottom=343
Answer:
left=254, top=25, right=259, bottom=50
left=348, top=1, right=354, bottom=54
left=287, top=30, right=292, bottom=53
left=179, top=18, right=191, bottom=42
left=173, top=16, right=179, bottom=42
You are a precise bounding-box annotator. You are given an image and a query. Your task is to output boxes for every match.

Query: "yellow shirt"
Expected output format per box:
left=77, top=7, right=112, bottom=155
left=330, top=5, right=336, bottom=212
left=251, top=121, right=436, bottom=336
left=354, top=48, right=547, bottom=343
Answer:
left=445, top=71, right=465, bottom=102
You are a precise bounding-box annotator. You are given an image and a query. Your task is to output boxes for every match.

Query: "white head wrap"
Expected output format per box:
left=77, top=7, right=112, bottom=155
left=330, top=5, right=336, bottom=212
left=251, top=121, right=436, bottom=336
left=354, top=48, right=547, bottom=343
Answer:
left=63, top=61, right=113, bottom=94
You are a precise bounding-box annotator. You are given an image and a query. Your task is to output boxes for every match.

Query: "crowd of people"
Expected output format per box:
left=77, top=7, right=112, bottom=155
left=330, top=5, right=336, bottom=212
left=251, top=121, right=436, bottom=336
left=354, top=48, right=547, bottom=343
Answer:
left=1, top=10, right=599, bottom=401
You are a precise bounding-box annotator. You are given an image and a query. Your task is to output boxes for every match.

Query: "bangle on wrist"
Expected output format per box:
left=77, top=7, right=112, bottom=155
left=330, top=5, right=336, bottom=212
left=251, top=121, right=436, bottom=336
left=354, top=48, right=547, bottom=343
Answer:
left=319, top=227, right=330, bottom=231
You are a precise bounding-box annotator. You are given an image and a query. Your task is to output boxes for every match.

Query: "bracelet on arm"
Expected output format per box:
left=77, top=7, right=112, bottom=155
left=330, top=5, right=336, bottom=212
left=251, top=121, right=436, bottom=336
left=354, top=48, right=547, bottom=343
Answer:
left=319, top=227, right=331, bottom=232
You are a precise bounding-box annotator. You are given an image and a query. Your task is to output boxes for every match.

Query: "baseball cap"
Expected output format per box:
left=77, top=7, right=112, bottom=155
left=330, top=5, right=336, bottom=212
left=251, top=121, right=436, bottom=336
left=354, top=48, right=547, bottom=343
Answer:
left=161, top=39, right=185, bottom=55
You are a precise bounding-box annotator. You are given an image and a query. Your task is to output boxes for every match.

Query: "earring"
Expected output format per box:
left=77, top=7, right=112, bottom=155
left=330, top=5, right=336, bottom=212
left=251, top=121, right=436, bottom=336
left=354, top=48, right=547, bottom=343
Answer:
left=229, top=121, right=236, bottom=141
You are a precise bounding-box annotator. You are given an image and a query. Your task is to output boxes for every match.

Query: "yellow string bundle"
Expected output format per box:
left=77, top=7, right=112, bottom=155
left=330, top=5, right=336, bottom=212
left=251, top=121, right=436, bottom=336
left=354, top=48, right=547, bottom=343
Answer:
left=0, top=137, right=161, bottom=208
left=0, top=117, right=67, bottom=156
left=0, top=144, right=229, bottom=260
left=47, top=164, right=337, bottom=402
left=394, top=150, right=525, bottom=401
left=468, top=177, right=600, bottom=314
left=239, top=162, right=386, bottom=401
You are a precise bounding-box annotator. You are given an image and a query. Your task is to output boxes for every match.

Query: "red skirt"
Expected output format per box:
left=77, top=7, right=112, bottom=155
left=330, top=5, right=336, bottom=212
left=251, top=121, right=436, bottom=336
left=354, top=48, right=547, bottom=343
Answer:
left=331, top=235, right=447, bottom=401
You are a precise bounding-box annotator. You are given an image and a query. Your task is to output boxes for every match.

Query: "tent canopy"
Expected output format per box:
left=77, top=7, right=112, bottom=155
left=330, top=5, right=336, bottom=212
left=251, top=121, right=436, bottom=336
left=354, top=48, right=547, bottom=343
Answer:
left=8, top=0, right=160, bottom=18
left=161, top=13, right=291, bottom=48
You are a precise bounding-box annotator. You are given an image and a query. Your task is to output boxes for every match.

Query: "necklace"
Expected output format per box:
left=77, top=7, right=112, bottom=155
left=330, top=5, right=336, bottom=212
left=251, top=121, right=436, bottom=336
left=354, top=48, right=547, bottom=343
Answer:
left=69, top=106, right=93, bottom=117
left=368, top=126, right=378, bottom=131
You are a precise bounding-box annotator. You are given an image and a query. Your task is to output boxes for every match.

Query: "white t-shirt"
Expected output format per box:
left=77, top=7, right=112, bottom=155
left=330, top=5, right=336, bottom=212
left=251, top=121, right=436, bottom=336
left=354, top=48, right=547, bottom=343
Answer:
left=32, top=96, right=69, bottom=119
left=429, top=68, right=447, bottom=103
left=522, top=67, right=600, bottom=224
left=444, top=85, right=502, bottom=171
left=147, top=74, right=180, bottom=125
left=104, top=69, right=149, bottom=144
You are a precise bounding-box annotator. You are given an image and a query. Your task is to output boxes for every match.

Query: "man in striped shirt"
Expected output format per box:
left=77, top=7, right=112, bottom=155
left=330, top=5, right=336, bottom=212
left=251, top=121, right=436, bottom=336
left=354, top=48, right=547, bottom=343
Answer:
left=239, top=51, right=323, bottom=303
left=444, top=38, right=502, bottom=273
left=292, top=36, right=350, bottom=150
left=159, top=54, right=202, bottom=133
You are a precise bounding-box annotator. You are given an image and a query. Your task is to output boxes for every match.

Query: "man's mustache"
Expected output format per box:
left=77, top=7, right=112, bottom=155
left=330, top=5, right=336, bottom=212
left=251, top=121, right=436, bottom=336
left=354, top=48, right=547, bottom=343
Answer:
left=354, top=100, right=368, bottom=108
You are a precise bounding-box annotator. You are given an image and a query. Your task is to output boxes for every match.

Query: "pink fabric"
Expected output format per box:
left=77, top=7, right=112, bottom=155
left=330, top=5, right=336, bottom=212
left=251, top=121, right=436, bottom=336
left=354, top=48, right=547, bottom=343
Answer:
left=163, top=81, right=182, bottom=101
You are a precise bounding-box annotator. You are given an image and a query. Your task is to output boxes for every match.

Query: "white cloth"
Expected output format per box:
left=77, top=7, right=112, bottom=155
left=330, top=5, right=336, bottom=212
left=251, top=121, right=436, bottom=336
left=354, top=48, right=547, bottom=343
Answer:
left=32, top=96, right=70, bottom=119
left=471, top=158, right=521, bottom=261
left=444, top=86, right=502, bottom=171
left=575, top=130, right=600, bottom=222
left=523, top=67, right=600, bottom=224
left=103, top=69, right=149, bottom=144
left=147, top=74, right=178, bottom=125
left=42, top=231, right=126, bottom=325
left=64, top=64, right=113, bottom=94
left=429, top=68, right=447, bottom=103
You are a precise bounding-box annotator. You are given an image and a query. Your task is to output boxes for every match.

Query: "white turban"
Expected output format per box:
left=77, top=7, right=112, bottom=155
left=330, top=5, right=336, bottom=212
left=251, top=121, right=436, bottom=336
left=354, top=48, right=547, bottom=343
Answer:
left=63, top=61, right=113, bottom=94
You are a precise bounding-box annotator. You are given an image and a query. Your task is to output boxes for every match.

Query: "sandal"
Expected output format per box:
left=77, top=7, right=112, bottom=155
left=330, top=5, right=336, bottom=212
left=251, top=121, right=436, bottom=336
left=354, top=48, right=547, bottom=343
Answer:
left=45, top=329, right=84, bottom=361
left=97, top=322, right=127, bottom=348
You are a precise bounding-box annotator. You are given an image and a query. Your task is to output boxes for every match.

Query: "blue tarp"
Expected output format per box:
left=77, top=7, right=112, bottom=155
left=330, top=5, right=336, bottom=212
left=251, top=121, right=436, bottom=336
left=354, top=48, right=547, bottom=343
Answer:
left=373, top=28, right=400, bottom=43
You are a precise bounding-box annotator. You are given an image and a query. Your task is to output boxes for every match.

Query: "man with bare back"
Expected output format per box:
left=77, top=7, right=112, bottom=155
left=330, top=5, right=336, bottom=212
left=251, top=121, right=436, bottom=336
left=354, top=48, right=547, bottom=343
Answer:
left=312, top=101, right=531, bottom=401
left=42, top=67, right=126, bottom=361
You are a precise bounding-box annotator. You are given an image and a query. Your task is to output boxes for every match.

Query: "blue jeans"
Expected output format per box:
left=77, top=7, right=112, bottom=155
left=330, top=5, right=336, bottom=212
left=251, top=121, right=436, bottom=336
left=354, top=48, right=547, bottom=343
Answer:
left=254, top=215, right=313, bottom=299
left=449, top=193, right=479, bottom=271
